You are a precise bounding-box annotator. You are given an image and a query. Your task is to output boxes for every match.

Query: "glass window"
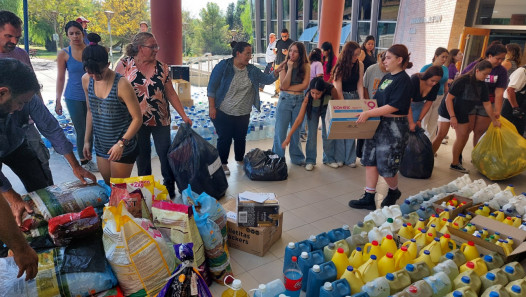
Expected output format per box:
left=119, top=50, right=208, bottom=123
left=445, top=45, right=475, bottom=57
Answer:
left=271, top=21, right=278, bottom=36
left=271, top=0, right=278, bottom=19
left=261, top=21, right=267, bottom=39
left=343, top=0, right=352, bottom=20
left=310, top=0, right=319, bottom=20
left=358, top=0, right=372, bottom=21
left=377, top=21, right=396, bottom=50
left=251, top=0, right=256, bottom=19
left=297, top=0, right=304, bottom=20
left=282, top=21, right=290, bottom=32
left=283, top=0, right=290, bottom=20
left=357, top=21, right=371, bottom=44
left=379, top=0, right=399, bottom=21
left=260, top=0, right=266, bottom=19
left=296, top=21, right=304, bottom=37
left=475, top=0, right=526, bottom=25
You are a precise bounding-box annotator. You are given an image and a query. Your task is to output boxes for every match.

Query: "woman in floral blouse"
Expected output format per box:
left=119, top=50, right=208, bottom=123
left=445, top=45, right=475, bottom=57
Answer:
left=115, top=32, right=191, bottom=198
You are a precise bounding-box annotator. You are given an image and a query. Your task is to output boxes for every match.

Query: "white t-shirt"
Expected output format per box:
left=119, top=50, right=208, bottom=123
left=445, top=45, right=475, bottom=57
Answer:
left=504, top=66, right=526, bottom=99
left=265, top=41, right=276, bottom=63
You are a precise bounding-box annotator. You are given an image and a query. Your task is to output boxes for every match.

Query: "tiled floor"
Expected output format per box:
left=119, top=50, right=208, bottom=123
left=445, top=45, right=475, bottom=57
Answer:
left=4, top=58, right=525, bottom=296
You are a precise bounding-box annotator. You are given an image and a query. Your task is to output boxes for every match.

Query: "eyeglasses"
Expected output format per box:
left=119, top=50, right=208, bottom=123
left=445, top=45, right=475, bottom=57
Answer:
left=281, top=35, right=288, bottom=38
left=142, top=45, right=160, bottom=50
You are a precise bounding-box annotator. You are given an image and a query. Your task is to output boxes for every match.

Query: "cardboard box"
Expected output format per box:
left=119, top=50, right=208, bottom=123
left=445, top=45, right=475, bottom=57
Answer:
left=174, top=79, right=191, bottom=101
left=432, top=194, right=473, bottom=218
left=464, top=204, right=496, bottom=216
left=448, top=215, right=526, bottom=261
left=237, top=194, right=280, bottom=227
left=325, top=99, right=380, bottom=139
left=223, top=199, right=283, bottom=257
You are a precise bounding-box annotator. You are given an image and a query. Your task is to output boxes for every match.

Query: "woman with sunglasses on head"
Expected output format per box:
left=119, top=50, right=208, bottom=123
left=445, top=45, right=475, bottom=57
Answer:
left=115, top=32, right=191, bottom=198
left=56, top=21, right=98, bottom=172
left=82, top=33, right=142, bottom=185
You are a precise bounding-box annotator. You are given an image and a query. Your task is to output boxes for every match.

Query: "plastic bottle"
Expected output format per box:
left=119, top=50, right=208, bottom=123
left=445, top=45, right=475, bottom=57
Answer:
left=454, top=271, right=481, bottom=294
left=433, top=259, right=460, bottom=281
left=503, top=263, right=526, bottom=282
left=328, top=225, right=351, bottom=242
left=483, top=253, right=505, bottom=271
left=481, top=284, right=512, bottom=297
left=378, top=252, right=395, bottom=276
left=505, top=185, right=517, bottom=196
left=332, top=248, right=350, bottom=278
left=319, top=279, right=351, bottom=297
left=421, top=237, right=443, bottom=263
left=298, top=250, right=325, bottom=291
left=284, top=242, right=311, bottom=273
left=358, top=255, right=380, bottom=283
left=386, top=270, right=411, bottom=294
left=405, top=280, right=434, bottom=297
left=353, top=221, right=375, bottom=235
left=222, top=279, right=248, bottom=297
left=348, top=247, right=363, bottom=269
left=324, top=243, right=337, bottom=262
left=414, top=229, right=428, bottom=248
left=394, top=246, right=413, bottom=270
left=424, top=271, right=452, bottom=297
left=401, top=198, right=422, bottom=215
left=362, top=240, right=383, bottom=261
left=340, top=266, right=364, bottom=295
left=446, top=287, right=479, bottom=297
left=253, top=280, right=286, bottom=297
left=506, top=279, right=526, bottom=297
left=415, top=218, right=427, bottom=232
left=460, top=241, right=480, bottom=262
left=440, top=234, right=457, bottom=254
left=460, top=258, right=488, bottom=276
left=405, top=262, right=431, bottom=282
left=413, top=250, right=435, bottom=269
left=346, top=232, right=369, bottom=252
left=361, top=276, right=391, bottom=297
left=334, top=239, right=350, bottom=257
left=440, top=250, right=467, bottom=267
left=284, top=256, right=302, bottom=297
left=380, top=235, right=398, bottom=256
left=309, top=233, right=331, bottom=251
left=401, top=239, right=418, bottom=259
left=398, top=223, right=415, bottom=239
left=306, top=262, right=337, bottom=297
left=403, top=212, right=421, bottom=226
left=481, top=270, right=510, bottom=293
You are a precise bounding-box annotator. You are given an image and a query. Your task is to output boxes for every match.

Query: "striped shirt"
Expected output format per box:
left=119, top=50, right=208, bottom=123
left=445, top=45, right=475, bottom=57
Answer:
left=88, top=73, right=137, bottom=158
left=219, top=65, right=255, bottom=116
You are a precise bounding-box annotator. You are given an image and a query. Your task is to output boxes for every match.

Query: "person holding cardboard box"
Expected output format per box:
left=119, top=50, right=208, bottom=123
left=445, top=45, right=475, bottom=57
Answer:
left=332, top=41, right=365, bottom=168
left=348, top=44, right=413, bottom=210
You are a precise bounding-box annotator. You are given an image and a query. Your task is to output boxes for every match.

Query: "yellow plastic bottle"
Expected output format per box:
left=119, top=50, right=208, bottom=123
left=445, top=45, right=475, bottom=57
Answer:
left=358, top=255, right=380, bottom=283
left=504, top=217, right=516, bottom=226
left=512, top=216, right=522, bottom=228
left=222, top=279, right=248, bottom=297
left=439, top=210, right=451, bottom=222
left=503, top=262, right=526, bottom=282
left=381, top=234, right=398, bottom=256
left=394, top=246, right=414, bottom=271
left=398, top=223, right=414, bottom=239
left=414, top=218, right=427, bottom=233
left=440, top=219, right=453, bottom=234
left=402, top=239, right=418, bottom=259
left=464, top=223, right=477, bottom=234
left=482, top=204, right=492, bottom=216
left=348, top=247, right=364, bottom=269
left=494, top=210, right=506, bottom=222
left=506, top=279, right=526, bottom=297
left=413, top=250, right=435, bottom=269
left=460, top=241, right=480, bottom=262
left=427, top=215, right=440, bottom=228
left=378, top=252, right=396, bottom=276
left=340, top=266, right=364, bottom=295
left=421, top=237, right=443, bottom=263
left=452, top=214, right=467, bottom=229
left=413, top=229, right=428, bottom=248
left=480, top=228, right=489, bottom=239
left=427, top=224, right=438, bottom=239
left=475, top=206, right=489, bottom=217
left=440, top=233, right=457, bottom=254
left=334, top=239, right=351, bottom=256
left=496, top=239, right=514, bottom=256
left=481, top=284, right=511, bottom=297
left=481, top=269, right=509, bottom=293
left=505, top=184, right=517, bottom=196
left=362, top=240, right=384, bottom=261
left=459, top=258, right=488, bottom=276
left=331, top=248, right=350, bottom=278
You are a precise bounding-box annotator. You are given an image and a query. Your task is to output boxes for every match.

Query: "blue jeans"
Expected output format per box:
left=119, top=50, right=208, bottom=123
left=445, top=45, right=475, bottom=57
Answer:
left=335, top=92, right=359, bottom=165
left=272, top=92, right=305, bottom=165
left=411, top=101, right=425, bottom=122
left=305, top=107, right=333, bottom=165
left=65, top=99, right=91, bottom=160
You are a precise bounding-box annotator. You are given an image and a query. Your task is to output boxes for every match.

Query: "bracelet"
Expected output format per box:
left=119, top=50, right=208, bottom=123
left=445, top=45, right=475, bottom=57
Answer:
left=450, top=115, right=456, bottom=118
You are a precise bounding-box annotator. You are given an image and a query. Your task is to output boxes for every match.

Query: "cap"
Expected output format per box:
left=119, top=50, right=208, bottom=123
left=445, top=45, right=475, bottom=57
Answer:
left=386, top=252, right=393, bottom=258
left=337, top=248, right=344, bottom=254
left=342, top=225, right=350, bottom=230
left=323, top=282, right=332, bottom=290
left=287, top=242, right=295, bottom=249
left=424, top=250, right=430, bottom=255
left=512, top=285, right=522, bottom=293
left=300, top=252, right=309, bottom=259
left=76, top=16, right=90, bottom=23
left=484, top=255, right=493, bottom=262
left=406, top=264, right=414, bottom=272
left=461, top=276, right=470, bottom=284
left=346, top=266, right=354, bottom=271
left=404, top=199, right=411, bottom=204
left=505, top=266, right=515, bottom=274
left=401, top=246, right=408, bottom=251
left=356, top=247, right=362, bottom=252
left=139, top=21, right=148, bottom=25
left=386, top=273, right=394, bottom=281
left=312, top=265, right=321, bottom=272
left=408, top=286, right=418, bottom=293
left=387, top=218, right=394, bottom=223
left=444, top=234, right=451, bottom=239
left=453, top=291, right=463, bottom=297
left=370, top=255, right=377, bottom=260
left=358, top=221, right=364, bottom=227
left=489, top=292, right=500, bottom=297
left=232, top=279, right=242, bottom=289
left=291, top=256, right=297, bottom=262
left=372, top=240, right=379, bottom=246
left=258, top=284, right=266, bottom=291
left=486, top=272, right=495, bottom=281
left=328, top=243, right=335, bottom=249
left=466, top=261, right=475, bottom=269
left=309, top=235, right=317, bottom=242
left=386, top=235, right=393, bottom=240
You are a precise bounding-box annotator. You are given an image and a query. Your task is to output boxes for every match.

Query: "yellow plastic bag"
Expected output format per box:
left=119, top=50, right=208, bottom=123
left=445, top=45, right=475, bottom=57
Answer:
left=102, top=201, right=176, bottom=297
left=472, top=117, right=526, bottom=180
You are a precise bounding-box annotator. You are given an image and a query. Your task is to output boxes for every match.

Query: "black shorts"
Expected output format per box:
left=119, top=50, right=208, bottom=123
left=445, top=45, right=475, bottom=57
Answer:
left=362, top=117, right=409, bottom=177
left=97, top=144, right=139, bottom=164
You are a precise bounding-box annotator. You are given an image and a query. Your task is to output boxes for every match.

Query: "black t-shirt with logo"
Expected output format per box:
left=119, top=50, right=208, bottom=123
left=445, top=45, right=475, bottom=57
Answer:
left=274, top=38, right=294, bottom=65
left=438, top=75, right=489, bottom=119
left=373, top=71, right=412, bottom=115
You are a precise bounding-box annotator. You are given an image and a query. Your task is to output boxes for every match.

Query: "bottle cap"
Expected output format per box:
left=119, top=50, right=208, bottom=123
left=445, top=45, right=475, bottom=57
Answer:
left=300, top=252, right=309, bottom=259
left=328, top=243, right=335, bottom=249
left=291, top=256, right=297, bottom=262
left=387, top=218, right=394, bottom=223
left=461, top=276, right=470, bottom=284
left=468, top=241, right=475, bottom=246
left=386, top=235, right=393, bottom=240
left=323, top=282, right=332, bottom=290
left=444, top=234, right=451, bottom=239
left=232, top=279, right=242, bottom=289
left=259, top=284, right=266, bottom=291
left=372, top=240, right=379, bottom=246
left=466, top=261, right=475, bottom=269
left=370, top=255, right=377, bottom=260
left=489, top=292, right=500, bottom=297
left=406, top=264, right=414, bottom=272
left=309, top=235, right=317, bottom=242
left=512, top=285, right=522, bottom=293
left=386, top=252, right=393, bottom=258
left=358, top=221, right=364, bottom=227
left=411, top=239, right=416, bottom=243
left=495, top=232, right=500, bottom=235
left=337, top=248, right=344, bottom=254
left=386, top=273, right=394, bottom=281
left=404, top=199, right=411, bottom=204
left=505, top=266, right=515, bottom=274
left=401, top=246, right=408, bottom=251
left=420, top=206, right=426, bottom=211
left=424, top=250, right=430, bottom=255
left=478, top=207, right=483, bottom=210
left=453, top=291, right=463, bottom=297
left=288, top=242, right=295, bottom=249
left=403, top=223, right=408, bottom=227
left=408, top=286, right=418, bottom=293
left=484, top=255, right=493, bottom=262
left=346, top=266, right=354, bottom=271
left=434, top=238, right=440, bottom=242
left=419, top=218, right=425, bottom=221
left=356, top=247, right=362, bottom=252
left=486, top=272, right=495, bottom=281
left=312, top=265, right=320, bottom=272
left=445, top=252, right=454, bottom=260
left=342, top=225, right=350, bottom=230
left=431, top=224, right=436, bottom=228
left=428, top=233, right=434, bottom=237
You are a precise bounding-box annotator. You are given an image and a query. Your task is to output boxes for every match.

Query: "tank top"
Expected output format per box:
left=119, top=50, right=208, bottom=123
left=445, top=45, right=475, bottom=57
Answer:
left=342, top=63, right=360, bottom=92
left=290, top=66, right=304, bottom=85
left=363, top=51, right=377, bottom=71
left=63, top=46, right=86, bottom=101
left=88, top=73, right=137, bottom=158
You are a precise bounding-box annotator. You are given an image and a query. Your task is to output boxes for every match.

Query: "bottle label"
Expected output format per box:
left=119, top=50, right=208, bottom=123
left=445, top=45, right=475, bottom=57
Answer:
left=284, top=274, right=302, bottom=291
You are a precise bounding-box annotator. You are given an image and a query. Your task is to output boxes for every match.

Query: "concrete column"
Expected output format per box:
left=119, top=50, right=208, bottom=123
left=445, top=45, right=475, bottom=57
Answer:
left=318, top=0, right=344, bottom=56
left=304, top=0, right=310, bottom=30
left=266, top=0, right=272, bottom=38
left=350, top=0, right=360, bottom=42
left=255, top=0, right=262, bottom=53
left=278, top=0, right=283, bottom=33
left=290, top=0, right=297, bottom=40
left=151, top=0, right=182, bottom=65
left=369, top=0, right=380, bottom=38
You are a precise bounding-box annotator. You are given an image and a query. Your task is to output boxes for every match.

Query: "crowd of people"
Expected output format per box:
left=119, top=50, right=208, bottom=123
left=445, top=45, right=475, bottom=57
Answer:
left=1, top=8, right=526, bottom=281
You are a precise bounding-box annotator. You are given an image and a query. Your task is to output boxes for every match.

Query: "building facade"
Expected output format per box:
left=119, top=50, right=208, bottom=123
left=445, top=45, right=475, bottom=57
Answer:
left=250, top=0, right=400, bottom=54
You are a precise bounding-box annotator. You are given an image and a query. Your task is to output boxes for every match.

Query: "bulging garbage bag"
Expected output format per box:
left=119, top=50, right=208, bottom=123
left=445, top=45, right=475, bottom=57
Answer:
left=400, top=127, right=434, bottom=179
left=243, top=148, right=288, bottom=181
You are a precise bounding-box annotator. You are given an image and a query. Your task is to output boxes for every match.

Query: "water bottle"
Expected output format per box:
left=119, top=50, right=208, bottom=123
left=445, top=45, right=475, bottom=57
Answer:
left=284, top=256, right=302, bottom=297
left=284, top=241, right=311, bottom=273
left=253, top=279, right=286, bottom=297
left=328, top=225, right=351, bottom=242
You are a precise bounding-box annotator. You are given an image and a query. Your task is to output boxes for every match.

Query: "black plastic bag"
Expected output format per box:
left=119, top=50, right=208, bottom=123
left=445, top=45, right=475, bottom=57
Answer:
left=400, top=127, right=434, bottom=179
left=243, top=148, right=288, bottom=181
left=168, top=123, right=228, bottom=199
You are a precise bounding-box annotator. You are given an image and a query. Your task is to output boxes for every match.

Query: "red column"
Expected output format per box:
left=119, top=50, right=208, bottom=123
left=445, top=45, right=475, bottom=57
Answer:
left=151, top=0, right=182, bottom=65
left=318, top=0, right=345, bottom=57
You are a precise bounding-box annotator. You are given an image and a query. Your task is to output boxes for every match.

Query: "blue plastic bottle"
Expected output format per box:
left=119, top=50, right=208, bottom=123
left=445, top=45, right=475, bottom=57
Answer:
left=319, top=279, right=352, bottom=297
left=284, top=241, right=312, bottom=273
left=298, top=250, right=325, bottom=291
left=328, top=225, right=351, bottom=243
left=306, top=262, right=338, bottom=297
left=309, top=233, right=331, bottom=251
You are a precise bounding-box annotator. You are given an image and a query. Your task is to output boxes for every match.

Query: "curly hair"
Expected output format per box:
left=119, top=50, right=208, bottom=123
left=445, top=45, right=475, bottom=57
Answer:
left=332, top=41, right=360, bottom=82
left=506, top=43, right=522, bottom=67
left=283, top=42, right=308, bottom=83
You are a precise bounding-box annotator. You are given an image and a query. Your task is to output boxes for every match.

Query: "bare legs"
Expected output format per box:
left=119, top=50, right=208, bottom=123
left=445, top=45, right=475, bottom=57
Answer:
left=97, top=156, right=134, bottom=185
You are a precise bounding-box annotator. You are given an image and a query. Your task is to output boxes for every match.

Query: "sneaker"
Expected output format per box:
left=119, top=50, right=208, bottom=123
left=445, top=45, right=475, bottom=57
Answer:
left=450, top=163, right=469, bottom=173
left=305, top=164, right=314, bottom=171
left=348, top=163, right=357, bottom=168
left=442, top=138, right=448, bottom=144
left=326, top=162, right=339, bottom=168
left=349, top=192, right=376, bottom=210
left=300, top=134, right=307, bottom=142
left=222, top=164, right=230, bottom=175
left=381, top=188, right=401, bottom=207
left=337, top=162, right=344, bottom=167
left=81, top=160, right=99, bottom=172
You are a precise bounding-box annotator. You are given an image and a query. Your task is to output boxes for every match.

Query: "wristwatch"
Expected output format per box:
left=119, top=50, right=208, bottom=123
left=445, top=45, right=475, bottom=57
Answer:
left=119, top=137, right=130, bottom=147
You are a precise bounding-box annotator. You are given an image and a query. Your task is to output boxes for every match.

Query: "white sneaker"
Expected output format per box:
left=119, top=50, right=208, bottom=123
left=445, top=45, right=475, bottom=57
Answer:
left=326, top=162, right=339, bottom=168
left=337, top=162, right=344, bottom=167
left=81, top=160, right=99, bottom=172
left=222, top=164, right=230, bottom=175
left=305, top=164, right=314, bottom=171
left=348, top=163, right=357, bottom=168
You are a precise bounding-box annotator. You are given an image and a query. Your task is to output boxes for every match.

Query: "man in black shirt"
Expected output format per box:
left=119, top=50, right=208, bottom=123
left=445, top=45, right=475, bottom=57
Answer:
left=273, top=28, right=294, bottom=97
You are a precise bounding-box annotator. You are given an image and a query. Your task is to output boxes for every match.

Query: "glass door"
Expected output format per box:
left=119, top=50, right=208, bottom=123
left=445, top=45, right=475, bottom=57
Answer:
left=458, top=27, right=491, bottom=71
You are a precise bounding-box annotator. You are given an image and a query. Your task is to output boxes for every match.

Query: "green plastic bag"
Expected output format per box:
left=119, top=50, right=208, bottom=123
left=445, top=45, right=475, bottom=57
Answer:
left=472, top=117, right=526, bottom=180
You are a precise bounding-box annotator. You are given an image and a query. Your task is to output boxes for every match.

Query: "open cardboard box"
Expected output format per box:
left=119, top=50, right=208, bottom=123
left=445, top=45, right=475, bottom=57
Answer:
left=325, top=99, right=380, bottom=139
left=433, top=194, right=473, bottom=218
left=464, top=203, right=496, bottom=217
left=448, top=215, right=526, bottom=261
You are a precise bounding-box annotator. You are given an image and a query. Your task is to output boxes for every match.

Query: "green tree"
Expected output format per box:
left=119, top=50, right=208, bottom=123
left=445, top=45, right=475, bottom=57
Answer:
left=182, top=9, right=199, bottom=57
left=195, top=2, right=229, bottom=55
left=226, top=2, right=235, bottom=30
left=239, top=0, right=253, bottom=44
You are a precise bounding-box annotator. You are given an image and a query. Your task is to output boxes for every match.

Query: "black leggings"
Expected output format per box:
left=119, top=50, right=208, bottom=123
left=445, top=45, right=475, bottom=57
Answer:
left=211, top=109, right=250, bottom=164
